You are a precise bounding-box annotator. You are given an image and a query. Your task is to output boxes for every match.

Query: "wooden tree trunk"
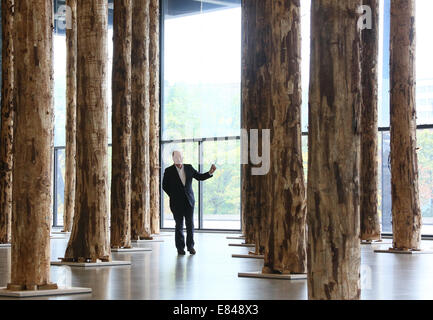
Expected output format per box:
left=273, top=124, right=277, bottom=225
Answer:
left=307, top=0, right=362, bottom=300
left=390, top=0, right=421, bottom=251
left=261, top=0, right=307, bottom=275
left=241, top=0, right=267, bottom=254
left=64, top=0, right=111, bottom=262
left=0, top=0, right=14, bottom=244
left=63, top=0, right=77, bottom=233
left=360, top=0, right=381, bottom=241
left=131, top=0, right=152, bottom=240
left=240, top=0, right=256, bottom=246
left=8, top=0, right=57, bottom=290
left=149, top=0, right=160, bottom=235
left=110, top=0, right=132, bottom=249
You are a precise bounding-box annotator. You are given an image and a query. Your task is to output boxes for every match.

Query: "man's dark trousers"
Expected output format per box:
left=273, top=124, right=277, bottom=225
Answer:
left=173, top=199, right=195, bottom=251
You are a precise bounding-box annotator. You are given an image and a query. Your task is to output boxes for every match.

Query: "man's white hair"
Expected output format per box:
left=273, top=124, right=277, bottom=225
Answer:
left=172, top=150, right=182, bottom=157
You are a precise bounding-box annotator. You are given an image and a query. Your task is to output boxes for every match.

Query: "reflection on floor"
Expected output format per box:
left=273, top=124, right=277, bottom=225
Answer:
left=1, top=232, right=433, bottom=300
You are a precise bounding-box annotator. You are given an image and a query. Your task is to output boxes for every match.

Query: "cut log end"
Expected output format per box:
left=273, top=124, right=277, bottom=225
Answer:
left=61, top=256, right=112, bottom=263
left=6, top=282, right=58, bottom=292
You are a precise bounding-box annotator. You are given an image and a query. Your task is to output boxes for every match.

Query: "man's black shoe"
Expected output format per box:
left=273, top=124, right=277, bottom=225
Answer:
left=188, top=248, right=196, bottom=255
left=178, top=249, right=186, bottom=255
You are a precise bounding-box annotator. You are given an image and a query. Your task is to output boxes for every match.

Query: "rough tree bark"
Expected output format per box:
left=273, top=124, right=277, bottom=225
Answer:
left=149, top=0, right=160, bottom=235
left=360, top=0, right=381, bottom=241
left=0, top=0, right=14, bottom=244
left=390, top=0, right=421, bottom=251
left=131, top=0, right=152, bottom=240
left=64, top=0, right=111, bottom=262
left=240, top=0, right=256, bottom=246
left=110, top=0, right=132, bottom=249
left=63, top=0, right=77, bottom=233
left=241, top=0, right=267, bottom=254
left=307, top=0, right=362, bottom=300
left=261, top=0, right=307, bottom=275
left=7, top=0, right=57, bottom=290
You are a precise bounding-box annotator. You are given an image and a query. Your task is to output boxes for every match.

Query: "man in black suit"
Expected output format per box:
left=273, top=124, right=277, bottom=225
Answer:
left=162, top=150, right=217, bottom=255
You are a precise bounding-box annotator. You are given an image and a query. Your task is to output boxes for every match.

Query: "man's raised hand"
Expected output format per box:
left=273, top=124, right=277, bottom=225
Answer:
left=209, top=164, right=217, bottom=175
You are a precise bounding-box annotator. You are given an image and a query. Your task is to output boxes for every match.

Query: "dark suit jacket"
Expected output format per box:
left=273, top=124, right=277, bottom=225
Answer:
left=162, top=164, right=213, bottom=214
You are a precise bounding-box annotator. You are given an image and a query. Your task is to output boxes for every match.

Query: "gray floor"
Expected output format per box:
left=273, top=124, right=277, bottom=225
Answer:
left=1, top=232, right=433, bottom=300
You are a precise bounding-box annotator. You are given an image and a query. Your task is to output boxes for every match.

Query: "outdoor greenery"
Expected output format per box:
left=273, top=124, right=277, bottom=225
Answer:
left=161, top=82, right=241, bottom=224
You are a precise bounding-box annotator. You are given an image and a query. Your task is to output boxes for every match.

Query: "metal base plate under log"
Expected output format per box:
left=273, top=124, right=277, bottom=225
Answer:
left=131, top=239, right=164, bottom=243
left=51, top=231, right=71, bottom=235
left=0, top=243, right=11, bottom=248
left=111, top=247, right=152, bottom=252
left=232, top=254, right=264, bottom=259
left=228, top=243, right=255, bottom=248
left=226, top=236, right=245, bottom=240
left=374, top=248, right=433, bottom=254
left=0, top=286, right=91, bottom=298
left=238, top=271, right=307, bottom=280
left=51, top=259, right=131, bottom=267
left=361, top=239, right=392, bottom=245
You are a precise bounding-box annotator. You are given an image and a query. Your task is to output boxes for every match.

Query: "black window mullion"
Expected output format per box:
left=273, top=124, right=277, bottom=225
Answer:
left=198, top=141, right=204, bottom=229
left=53, top=148, right=58, bottom=228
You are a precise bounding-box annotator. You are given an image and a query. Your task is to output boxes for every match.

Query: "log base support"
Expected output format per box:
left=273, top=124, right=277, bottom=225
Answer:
left=152, top=233, right=172, bottom=237
left=374, top=248, right=433, bottom=255
left=0, top=243, right=11, bottom=248
left=111, top=247, right=152, bottom=253
left=226, top=236, right=246, bottom=240
left=131, top=239, right=164, bottom=243
left=232, top=254, right=264, bottom=259
left=361, top=239, right=392, bottom=245
left=238, top=271, right=307, bottom=280
left=51, top=259, right=131, bottom=267
left=52, top=231, right=71, bottom=235
left=0, top=286, right=91, bottom=298
left=228, top=243, right=255, bottom=248
left=132, top=236, right=154, bottom=241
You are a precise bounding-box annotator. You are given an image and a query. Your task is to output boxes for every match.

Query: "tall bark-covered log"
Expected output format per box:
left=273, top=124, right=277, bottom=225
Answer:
left=390, top=0, right=421, bottom=251
left=149, top=0, right=160, bottom=235
left=111, top=0, right=132, bottom=249
left=0, top=0, right=14, bottom=244
left=241, top=0, right=267, bottom=254
left=307, top=0, right=362, bottom=300
left=360, top=0, right=381, bottom=241
left=64, top=0, right=111, bottom=262
left=63, top=0, right=77, bottom=233
left=131, top=0, right=152, bottom=240
left=8, top=0, right=57, bottom=290
left=240, top=0, right=256, bottom=246
left=261, top=0, right=307, bottom=275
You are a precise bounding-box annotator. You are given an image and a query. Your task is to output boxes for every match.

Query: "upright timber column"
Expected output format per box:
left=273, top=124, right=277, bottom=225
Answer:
left=149, top=0, right=160, bottom=235
left=111, top=0, right=132, bottom=249
left=307, top=0, right=362, bottom=300
left=0, top=0, right=14, bottom=244
left=64, top=0, right=111, bottom=262
left=8, top=0, right=57, bottom=290
left=241, top=0, right=270, bottom=255
left=261, top=0, right=307, bottom=275
left=63, top=0, right=77, bottom=233
left=131, top=0, right=152, bottom=240
left=240, top=0, right=256, bottom=246
left=360, top=0, right=381, bottom=242
left=390, top=0, right=421, bottom=251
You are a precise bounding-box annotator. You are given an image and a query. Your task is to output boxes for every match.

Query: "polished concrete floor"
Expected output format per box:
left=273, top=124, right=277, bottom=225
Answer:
left=1, top=232, right=433, bottom=300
